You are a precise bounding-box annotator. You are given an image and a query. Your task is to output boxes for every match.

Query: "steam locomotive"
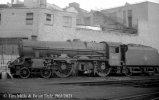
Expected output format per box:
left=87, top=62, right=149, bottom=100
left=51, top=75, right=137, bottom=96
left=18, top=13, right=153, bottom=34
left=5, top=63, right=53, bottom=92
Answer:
left=8, top=39, right=159, bottom=78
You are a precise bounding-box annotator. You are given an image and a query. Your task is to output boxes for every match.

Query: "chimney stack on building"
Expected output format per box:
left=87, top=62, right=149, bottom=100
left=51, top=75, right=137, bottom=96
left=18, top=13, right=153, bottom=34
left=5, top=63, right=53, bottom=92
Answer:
left=39, top=0, right=47, bottom=8
left=11, top=0, right=20, bottom=4
left=11, top=0, right=14, bottom=6
left=24, top=0, right=47, bottom=8
left=69, top=2, right=80, bottom=8
left=13, top=0, right=18, bottom=4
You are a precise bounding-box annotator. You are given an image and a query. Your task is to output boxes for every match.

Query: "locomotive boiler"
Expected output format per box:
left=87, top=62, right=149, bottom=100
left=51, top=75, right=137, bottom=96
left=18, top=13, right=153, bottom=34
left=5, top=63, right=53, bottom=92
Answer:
left=8, top=39, right=159, bottom=78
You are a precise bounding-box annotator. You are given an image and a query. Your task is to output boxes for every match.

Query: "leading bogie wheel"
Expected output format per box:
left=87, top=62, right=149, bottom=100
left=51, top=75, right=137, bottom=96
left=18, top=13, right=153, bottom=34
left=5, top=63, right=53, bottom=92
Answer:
left=96, top=62, right=111, bottom=77
left=19, top=67, right=30, bottom=79
left=41, top=68, right=52, bottom=78
left=54, top=62, right=73, bottom=78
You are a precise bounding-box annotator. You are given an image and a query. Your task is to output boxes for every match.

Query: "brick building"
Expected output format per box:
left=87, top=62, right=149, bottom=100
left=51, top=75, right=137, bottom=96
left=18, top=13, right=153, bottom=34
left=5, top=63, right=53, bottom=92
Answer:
left=64, top=2, right=90, bottom=26
left=73, top=1, right=159, bottom=53
left=67, top=1, right=159, bottom=36
left=0, top=0, right=76, bottom=41
left=95, top=1, right=159, bottom=34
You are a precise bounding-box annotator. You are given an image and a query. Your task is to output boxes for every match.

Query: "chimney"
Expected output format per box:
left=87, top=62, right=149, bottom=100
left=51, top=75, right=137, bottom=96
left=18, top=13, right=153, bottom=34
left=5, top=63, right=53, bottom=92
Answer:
left=24, top=0, right=47, bottom=8
left=7, top=2, right=12, bottom=7
left=13, top=0, right=18, bottom=4
left=11, top=0, right=14, bottom=6
left=39, top=0, right=47, bottom=8
left=69, top=2, right=80, bottom=8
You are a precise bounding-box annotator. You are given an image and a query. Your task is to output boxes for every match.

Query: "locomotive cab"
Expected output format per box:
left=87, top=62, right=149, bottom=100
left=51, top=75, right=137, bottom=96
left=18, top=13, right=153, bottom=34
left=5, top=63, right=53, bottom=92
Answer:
left=107, top=42, right=122, bottom=66
left=107, top=43, right=131, bottom=75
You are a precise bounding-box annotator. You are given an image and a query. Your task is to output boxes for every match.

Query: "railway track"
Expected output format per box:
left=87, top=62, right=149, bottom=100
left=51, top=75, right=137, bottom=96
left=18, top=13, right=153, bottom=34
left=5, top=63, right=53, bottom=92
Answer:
left=57, top=78, right=159, bottom=88
left=115, top=92, right=159, bottom=100
left=0, top=76, right=159, bottom=100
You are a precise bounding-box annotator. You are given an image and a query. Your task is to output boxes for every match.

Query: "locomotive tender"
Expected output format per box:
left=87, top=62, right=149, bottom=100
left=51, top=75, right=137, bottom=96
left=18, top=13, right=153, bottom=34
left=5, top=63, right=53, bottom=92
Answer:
left=8, top=39, right=159, bottom=78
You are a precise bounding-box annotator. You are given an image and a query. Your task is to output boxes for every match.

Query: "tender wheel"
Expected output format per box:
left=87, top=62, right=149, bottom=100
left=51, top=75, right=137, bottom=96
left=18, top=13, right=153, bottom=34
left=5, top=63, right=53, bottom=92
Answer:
left=123, top=67, right=132, bottom=76
left=54, top=62, right=73, bottom=78
left=96, top=62, right=111, bottom=77
left=144, top=67, right=155, bottom=76
left=19, top=67, right=30, bottom=79
left=41, top=68, right=52, bottom=78
left=155, top=68, right=159, bottom=74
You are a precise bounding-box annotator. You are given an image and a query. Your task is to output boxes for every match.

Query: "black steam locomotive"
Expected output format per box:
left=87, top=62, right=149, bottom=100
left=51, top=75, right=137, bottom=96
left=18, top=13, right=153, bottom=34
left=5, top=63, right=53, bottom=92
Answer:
left=8, top=39, right=159, bottom=78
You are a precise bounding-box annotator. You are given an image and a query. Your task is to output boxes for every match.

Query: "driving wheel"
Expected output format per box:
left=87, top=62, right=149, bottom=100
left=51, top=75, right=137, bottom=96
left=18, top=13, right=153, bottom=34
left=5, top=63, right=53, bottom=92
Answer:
left=96, top=62, right=111, bottom=77
left=54, top=62, right=73, bottom=78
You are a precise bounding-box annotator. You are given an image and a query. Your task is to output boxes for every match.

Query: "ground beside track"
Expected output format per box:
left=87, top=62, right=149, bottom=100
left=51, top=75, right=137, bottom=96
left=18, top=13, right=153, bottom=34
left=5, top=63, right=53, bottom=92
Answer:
left=0, top=75, right=159, bottom=100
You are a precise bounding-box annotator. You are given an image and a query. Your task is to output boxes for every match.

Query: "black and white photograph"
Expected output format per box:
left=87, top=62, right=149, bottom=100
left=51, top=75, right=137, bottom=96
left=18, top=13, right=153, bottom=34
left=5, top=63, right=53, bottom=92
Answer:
left=0, top=0, right=159, bottom=99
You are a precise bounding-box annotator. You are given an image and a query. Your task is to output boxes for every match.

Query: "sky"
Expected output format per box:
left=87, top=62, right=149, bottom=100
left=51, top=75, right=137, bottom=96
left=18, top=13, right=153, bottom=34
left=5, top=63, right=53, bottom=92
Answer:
left=0, top=0, right=159, bottom=11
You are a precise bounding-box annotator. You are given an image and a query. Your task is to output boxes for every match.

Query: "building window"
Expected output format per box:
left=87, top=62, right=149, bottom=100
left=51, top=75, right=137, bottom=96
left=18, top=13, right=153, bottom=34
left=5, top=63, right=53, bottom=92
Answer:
left=26, top=13, right=33, bottom=25
left=123, top=11, right=126, bottom=24
left=127, top=10, right=132, bottom=27
left=115, top=47, right=119, bottom=53
left=84, top=17, right=91, bottom=26
left=128, top=16, right=132, bottom=27
left=45, top=14, right=53, bottom=25
left=46, top=14, right=51, bottom=21
left=63, top=16, right=72, bottom=27
left=128, top=10, right=132, bottom=17
left=76, top=18, right=81, bottom=25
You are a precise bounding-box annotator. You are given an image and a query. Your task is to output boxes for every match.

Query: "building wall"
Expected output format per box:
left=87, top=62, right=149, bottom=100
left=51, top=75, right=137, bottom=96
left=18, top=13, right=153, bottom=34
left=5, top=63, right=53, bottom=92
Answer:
left=76, top=29, right=140, bottom=43
left=0, top=8, right=76, bottom=41
left=148, top=2, right=159, bottom=22
left=100, top=2, right=149, bottom=28
left=38, top=9, right=77, bottom=41
left=126, top=2, right=148, bottom=27
left=138, top=20, right=159, bottom=51
left=0, top=8, right=39, bottom=38
left=143, top=2, right=159, bottom=50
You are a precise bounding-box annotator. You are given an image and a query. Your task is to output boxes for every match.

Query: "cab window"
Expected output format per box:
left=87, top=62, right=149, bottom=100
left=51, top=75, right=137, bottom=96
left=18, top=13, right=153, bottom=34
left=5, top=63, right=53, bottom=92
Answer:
left=115, top=47, right=119, bottom=53
left=111, top=46, right=119, bottom=53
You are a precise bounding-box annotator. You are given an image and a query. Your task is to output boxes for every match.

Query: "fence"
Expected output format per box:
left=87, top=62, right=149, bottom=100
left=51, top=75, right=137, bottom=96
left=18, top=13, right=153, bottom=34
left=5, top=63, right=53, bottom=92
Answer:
left=0, top=38, right=20, bottom=73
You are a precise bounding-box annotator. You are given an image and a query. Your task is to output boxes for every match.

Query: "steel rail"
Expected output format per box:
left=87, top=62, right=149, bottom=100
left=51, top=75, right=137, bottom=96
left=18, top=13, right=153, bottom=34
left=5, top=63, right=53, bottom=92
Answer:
left=116, top=92, right=159, bottom=100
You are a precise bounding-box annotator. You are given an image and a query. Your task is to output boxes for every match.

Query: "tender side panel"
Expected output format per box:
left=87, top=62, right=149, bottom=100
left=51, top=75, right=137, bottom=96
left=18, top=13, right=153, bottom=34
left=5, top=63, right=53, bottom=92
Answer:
left=126, top=45, right=159, bottom=66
